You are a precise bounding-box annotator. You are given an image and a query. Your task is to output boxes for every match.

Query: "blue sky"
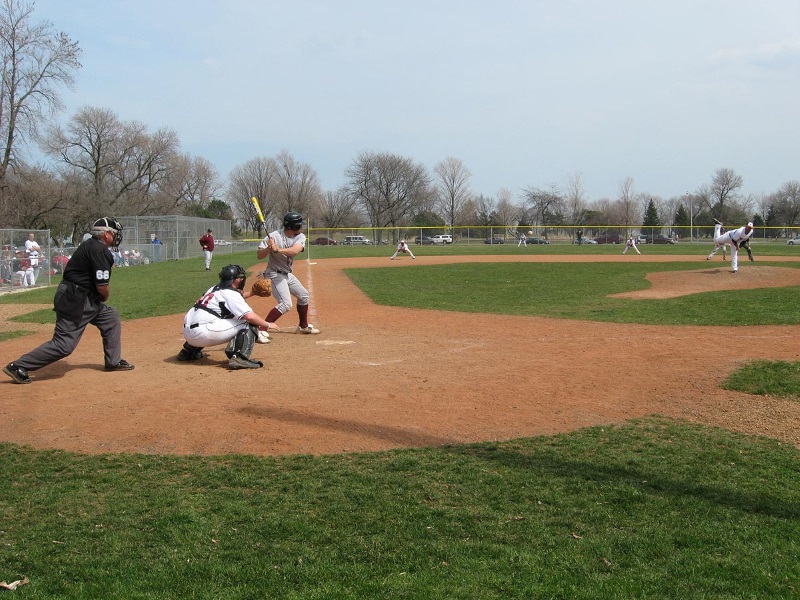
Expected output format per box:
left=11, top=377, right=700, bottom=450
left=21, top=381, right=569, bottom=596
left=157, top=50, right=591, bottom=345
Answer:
left=32, top=0, right=800, bottom=202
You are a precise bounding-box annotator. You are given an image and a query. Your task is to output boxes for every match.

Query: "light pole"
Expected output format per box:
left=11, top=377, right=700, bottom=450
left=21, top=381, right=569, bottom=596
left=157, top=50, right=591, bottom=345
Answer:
left=686, top=192, right=692, bottom=243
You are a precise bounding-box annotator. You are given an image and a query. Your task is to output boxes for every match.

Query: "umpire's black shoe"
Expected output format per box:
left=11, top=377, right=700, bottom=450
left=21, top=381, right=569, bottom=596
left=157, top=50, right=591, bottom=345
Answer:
left=3, top=362, right=31, bottom=384
left=105, top=359, right=135, bottom=372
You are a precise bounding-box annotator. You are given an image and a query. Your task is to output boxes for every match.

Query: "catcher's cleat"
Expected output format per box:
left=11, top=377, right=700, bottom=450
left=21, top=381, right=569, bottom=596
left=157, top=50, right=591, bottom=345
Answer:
left=3, top=362, right=31, bottom=384
left=296, top=324, right=321, bottom=334
left=105, top=359, right=135, bottom=372
left=177, top=349, right=207, bottom=361
left=228, top=355, right=263, bottom=370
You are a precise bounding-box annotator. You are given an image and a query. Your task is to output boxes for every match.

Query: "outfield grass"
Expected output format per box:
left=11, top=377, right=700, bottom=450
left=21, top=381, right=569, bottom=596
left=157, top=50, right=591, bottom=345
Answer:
left=1, top=247, right=799, bottom=597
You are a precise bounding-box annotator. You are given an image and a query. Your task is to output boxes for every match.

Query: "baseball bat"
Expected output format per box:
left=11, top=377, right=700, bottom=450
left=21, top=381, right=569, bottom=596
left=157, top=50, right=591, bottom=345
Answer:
left=251, top=196, right=265, bottom=223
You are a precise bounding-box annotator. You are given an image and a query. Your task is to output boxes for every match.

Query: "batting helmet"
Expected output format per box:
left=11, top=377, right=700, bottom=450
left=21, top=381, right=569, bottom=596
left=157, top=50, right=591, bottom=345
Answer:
left=92, top=217, right=124, bottom=250
left=218, top=264, right=247, bottom=289
left=282, top=211, right=304, bottom=230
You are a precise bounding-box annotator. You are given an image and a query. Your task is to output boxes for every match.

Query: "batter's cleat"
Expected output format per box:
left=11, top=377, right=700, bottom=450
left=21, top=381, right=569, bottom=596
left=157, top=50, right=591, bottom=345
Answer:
left=105, top=359, right=135, bottom=371
left=713, top=218, right=722, bottom=225
left=228, top=355, right=263, bottom=370
left=296, top=324, right=321, bottom=334
left=3, top=362, right=31, bottom=384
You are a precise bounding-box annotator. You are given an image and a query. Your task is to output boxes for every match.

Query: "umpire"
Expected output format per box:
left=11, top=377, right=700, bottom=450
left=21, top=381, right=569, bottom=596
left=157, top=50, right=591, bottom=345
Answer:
left=3, top=217, right=134, bottom=384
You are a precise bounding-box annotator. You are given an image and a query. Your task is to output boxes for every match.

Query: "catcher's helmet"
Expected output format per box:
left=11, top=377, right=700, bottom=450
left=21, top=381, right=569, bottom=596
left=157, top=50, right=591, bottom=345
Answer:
left=92, top=217, right=124, bottom=250
left=282, top=211, right=304, bottom=230
left=218, top=264, right=247, bottom=289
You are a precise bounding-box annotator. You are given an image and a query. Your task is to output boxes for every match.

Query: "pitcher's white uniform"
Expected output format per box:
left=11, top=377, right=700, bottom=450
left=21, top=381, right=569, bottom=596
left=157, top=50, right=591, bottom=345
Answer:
left=713, top=221, right=753, bottom=273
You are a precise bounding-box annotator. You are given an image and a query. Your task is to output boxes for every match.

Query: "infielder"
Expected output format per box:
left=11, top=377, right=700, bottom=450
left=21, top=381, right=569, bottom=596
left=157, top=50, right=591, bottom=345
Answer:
left=518, top=233, right=528, bottom=247
left=622, top=236, right=640, bottom=255
left=390, top=239, right=416, bottom=260
left=712, top=219, right=754, bottom=273
left=257, top=211, right=320, bottom=334
left=178, top=264, right=274, bottom=369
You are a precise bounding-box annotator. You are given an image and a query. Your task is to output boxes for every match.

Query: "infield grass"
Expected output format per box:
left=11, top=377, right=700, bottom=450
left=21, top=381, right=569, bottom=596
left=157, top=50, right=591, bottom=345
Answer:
left=1, top=417, right=798, bottom=598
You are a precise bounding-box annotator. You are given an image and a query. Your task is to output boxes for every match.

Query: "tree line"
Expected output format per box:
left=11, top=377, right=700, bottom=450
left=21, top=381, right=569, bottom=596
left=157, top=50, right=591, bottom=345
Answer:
left=1, top=1, right=798, bottom=245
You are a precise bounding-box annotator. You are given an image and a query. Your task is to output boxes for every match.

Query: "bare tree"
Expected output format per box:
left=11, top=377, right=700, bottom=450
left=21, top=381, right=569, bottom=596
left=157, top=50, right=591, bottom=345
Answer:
left=43, top=105, right=179, bottom=228
left=433, top=156, right=471, bottom=228
left=317, top=186, right=360, bottom=228
left=273, top=149, right=323, bottom=219
left=564, top=171, right=588, bottom=227
left=708, top=167, right=744, bottom=220
left=522, top=184, right=562, bottom=226
left=226, top=156, right=278, bottom=235
left=0, top=0, right=81, bottom=191
left=345, top=150, right=430, bottom=229
left=617, top=177, right=638, bottom=226
left=159, top=154, right=222, bottom=215
left=472, top=193, right=496, bottom=226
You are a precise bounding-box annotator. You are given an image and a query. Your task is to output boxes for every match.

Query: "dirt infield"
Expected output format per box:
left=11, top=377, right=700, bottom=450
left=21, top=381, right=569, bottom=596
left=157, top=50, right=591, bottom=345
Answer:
left=1, top=254, right=799, bottom=456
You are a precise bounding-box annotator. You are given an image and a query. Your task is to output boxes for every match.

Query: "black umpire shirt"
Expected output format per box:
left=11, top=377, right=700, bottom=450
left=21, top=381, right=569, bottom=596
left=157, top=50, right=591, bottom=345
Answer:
left=62, top=237, right=114, bottom=300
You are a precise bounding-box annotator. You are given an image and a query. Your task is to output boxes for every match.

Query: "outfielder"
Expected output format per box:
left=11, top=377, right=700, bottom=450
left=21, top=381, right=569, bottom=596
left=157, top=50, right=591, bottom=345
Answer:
left=390, top=239, right=416, bottom=260
left=712, top=219, right=754, bottom=273
left=622, top=236, right=640, bottom=255
left=178, top=264, right=275, bottom=369
left=257, top=211, right=320, bottom=334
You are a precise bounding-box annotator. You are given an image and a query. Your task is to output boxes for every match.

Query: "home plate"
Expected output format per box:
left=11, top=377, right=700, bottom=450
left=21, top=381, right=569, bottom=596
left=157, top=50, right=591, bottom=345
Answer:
left=317, top=340, right=355, bottom=346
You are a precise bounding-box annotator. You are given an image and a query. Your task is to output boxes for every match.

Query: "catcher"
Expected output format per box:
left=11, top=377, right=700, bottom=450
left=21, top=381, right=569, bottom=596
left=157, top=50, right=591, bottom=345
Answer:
left=177, top=264, right=275, bottom=370
left=390, top=239, right=416, bottom=260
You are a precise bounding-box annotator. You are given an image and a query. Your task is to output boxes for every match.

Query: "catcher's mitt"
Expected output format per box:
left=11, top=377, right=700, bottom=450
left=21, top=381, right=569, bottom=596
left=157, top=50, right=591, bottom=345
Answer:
left=250, top=277, right=272, bottom=297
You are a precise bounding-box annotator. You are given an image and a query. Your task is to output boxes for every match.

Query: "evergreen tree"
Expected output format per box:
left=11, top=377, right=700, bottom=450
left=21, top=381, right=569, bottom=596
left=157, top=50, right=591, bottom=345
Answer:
left=642, top=199, right=660, bottom=226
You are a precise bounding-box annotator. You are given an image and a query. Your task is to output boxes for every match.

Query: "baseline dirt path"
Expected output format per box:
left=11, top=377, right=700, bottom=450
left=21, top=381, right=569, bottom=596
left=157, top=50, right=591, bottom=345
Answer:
left=1, top=254, right=799, bottom=456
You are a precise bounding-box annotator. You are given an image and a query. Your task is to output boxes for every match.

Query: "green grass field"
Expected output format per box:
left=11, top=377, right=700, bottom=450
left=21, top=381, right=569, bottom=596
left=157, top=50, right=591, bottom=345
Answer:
left=1, top=247, right=799, bottom=597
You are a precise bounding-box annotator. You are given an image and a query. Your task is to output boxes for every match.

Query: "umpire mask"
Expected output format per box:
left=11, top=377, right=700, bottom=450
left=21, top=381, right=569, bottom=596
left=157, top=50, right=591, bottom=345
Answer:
left=92, top=217, right=124, bottom=251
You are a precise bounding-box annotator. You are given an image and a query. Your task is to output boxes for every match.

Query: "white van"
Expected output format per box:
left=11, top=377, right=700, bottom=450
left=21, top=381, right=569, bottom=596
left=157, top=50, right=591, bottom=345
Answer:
left=431, top=234, right=453, bottom=244
left=343, top=235, right=372, bottom=245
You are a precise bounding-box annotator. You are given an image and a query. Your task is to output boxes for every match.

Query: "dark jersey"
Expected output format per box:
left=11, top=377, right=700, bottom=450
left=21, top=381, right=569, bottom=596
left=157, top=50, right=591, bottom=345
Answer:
left=62, top=237, right=114, bottom=298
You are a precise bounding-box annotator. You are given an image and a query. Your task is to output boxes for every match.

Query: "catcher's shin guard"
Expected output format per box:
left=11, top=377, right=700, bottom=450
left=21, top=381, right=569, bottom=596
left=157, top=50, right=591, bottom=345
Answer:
left=225, top=325, right=257, bottom=359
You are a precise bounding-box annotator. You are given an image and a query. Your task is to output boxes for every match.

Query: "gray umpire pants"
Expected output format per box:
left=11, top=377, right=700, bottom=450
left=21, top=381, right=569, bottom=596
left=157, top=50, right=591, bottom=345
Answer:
left=14, top=292, right=122, bottom=371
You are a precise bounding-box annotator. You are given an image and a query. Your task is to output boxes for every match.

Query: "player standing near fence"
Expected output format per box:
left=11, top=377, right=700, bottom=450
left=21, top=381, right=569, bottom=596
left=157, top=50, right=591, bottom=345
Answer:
left=256, top=211, right=320, bottom=334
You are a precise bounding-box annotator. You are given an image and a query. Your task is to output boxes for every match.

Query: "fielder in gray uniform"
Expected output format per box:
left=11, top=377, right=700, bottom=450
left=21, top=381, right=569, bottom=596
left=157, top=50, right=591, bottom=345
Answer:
left=178, top=264, right=275, bottom=369
left=256, top=211, right=320, bottom=334
left=712, top=219, right=754, bottom=273
left=4, top=217, right=134, bottom=384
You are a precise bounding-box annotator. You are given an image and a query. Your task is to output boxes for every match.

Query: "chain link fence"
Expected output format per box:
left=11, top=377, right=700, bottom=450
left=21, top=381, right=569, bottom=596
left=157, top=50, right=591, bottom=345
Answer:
left=1, top=228, right=53, bottom=293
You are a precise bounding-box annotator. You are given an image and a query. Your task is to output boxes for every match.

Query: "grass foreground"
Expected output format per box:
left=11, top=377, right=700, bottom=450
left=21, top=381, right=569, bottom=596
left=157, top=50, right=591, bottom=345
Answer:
left=1, top=417, right=799, bottom=598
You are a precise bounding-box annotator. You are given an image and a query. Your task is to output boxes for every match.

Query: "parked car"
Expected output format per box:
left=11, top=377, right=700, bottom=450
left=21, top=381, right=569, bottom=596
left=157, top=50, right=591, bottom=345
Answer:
left=431, top=234, right=453, bottom=244
left=215, top=239, right=230, bottom=246
left=787, top=236, right=800, bottom=245
left=342, top=235, right=372, bottom=245
left=484, top=237, right=505, bottom=244
left=593, top=232, right=623, bottom=244
left=650, top=234, right=676, bottom=244
left=573, top=238, right=597, bottom=244
left=415, top=236, right=435, bottom=245
left=311, top=237, right=338, bottom=245
left=527, top=237, right=550, bottom=245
